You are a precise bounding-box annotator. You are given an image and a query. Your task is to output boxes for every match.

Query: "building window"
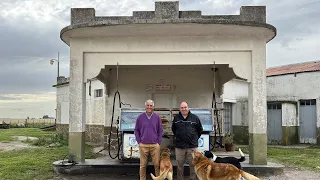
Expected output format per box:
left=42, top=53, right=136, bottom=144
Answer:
left=94, top=89, right=103, bottom=97
left=267, top=103, right=282, bottom=110
left=224, top=102, right=232, bottom=133
left=300, top=99, right=316, bottom=106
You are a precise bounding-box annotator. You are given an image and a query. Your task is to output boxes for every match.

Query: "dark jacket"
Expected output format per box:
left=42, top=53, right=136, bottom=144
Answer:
left=172, top=111, right=203, bottom=148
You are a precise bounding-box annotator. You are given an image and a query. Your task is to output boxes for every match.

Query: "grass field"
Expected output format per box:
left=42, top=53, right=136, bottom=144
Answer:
left=1, top=128, right=320, bottom=179
left=0, top=128, right=99, bottom=180
left=1, top=118, right=55, bottom=128
left=0, top=128, right=53, bottom=142
left=241, top=146, right=320, bottom=172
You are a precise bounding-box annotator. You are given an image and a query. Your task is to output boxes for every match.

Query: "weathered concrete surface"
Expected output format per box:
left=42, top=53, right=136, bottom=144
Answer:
left=61, top=0, right=276, bottom=45
left=282, top=126, right=299, bottom=145
left=61, top=0, right=277, bottom=166
left=53, top=155, right=284, bottom=177
left=267, top=72, right=320, bottom=145
left=68, top=38, right=86, bottom=162
left=69, top=132, right=85, bottom=162
left=248, top=39, right=268, bottom=165
left=317, top=128, right=320, bottom=145
left=233, top=126, right=249, bottom=145
left=249, top=133, right=268, bottom=165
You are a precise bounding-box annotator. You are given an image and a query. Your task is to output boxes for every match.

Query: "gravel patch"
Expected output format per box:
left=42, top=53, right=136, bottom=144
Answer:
left=0, top=141, right=37, bottom=152
left=0, top=136, right=38, bottom=152
left=12, top=136, right=38, bottom=141
left=260, top=167, right=320, bottom=180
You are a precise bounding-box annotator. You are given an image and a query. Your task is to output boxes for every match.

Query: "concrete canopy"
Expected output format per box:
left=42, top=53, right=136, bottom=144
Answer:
left=60, top=2, right=276, bottom=45
left=60, top=0, right=277, bottom=165
left=95, top=64, right=242, bottom=92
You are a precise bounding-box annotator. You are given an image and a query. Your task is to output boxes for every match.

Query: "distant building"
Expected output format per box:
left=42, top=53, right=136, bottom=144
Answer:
left=223, top=61, right=320, bottom=145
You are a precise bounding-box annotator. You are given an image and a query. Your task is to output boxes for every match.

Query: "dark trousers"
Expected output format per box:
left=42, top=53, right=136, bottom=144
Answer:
left=175, top=147, right=198, bottom=180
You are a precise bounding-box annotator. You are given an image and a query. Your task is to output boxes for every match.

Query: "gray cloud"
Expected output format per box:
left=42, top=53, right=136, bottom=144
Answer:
left=1, top=0, right=319, bottom=90
left=0, top=0, right=320, bottom=118
left=0, top=95, right=22, bottom=100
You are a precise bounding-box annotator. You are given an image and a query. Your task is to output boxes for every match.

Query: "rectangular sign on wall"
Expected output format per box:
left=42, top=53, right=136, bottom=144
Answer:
left=155, top=84, right=171, bottom=91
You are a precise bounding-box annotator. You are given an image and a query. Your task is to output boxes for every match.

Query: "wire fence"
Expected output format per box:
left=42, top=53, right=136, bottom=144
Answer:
left=0, top=119, right=56, bottom=128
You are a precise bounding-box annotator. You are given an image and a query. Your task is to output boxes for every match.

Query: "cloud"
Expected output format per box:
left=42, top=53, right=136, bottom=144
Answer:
left=0, top=92, right=56, bottom=118
left=0, top=92, right=56, bottom=103
left=0, top=0, right=320, bottom=118
left=262, top=0, right=320, bottom=66
left=0, top=95, right=22, bottom=100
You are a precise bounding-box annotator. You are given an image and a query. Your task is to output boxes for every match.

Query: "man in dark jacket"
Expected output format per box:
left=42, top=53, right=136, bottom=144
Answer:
left=172, top=101, right=203, bottom=180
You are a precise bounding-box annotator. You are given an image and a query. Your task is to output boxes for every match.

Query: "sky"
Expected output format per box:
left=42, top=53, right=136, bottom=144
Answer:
left=0, top=0, right=319, bottom=119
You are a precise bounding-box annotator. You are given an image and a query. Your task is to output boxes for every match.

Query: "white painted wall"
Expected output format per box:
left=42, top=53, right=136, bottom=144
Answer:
left=231, top=101, right=248, bottom=126
left=78, top=36, right=257, bottom=83
left=267, top=71, right=320, bottom=129
left=221, top=79, right=249, bottom=126
left=105, top=66, right=221, bottom=126
left=61, top=30, right=271, bottom=135
left=57, top=70, right=320, bottom=137
left=57, top=85, right=69, bottom=124
left=222, top=71, right=320, bottom=131
left=267, top=71, right=320, bottom=100
left=66, top=29, right=268, bottom=134
left=56, top=79, right=106, bottom=126
left=222, top=79, right=249, bottom=103
left=282, top=103, right=298, bottom=126
left=85, top=79, right=105, bottom=125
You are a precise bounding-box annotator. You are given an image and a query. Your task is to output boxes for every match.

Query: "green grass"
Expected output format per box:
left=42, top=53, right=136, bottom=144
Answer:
left=0, top=145, right=97, bottom=180
left=0, top=128, right=53, bottom=142
left=241, top=146, right=320, bottom=172
left=1, top=118, right=55, bottom=128
left=0, top=128, right=100, bottom=180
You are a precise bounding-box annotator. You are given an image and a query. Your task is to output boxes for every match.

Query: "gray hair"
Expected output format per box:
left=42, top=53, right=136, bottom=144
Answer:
left=145, top=99, right=155, bottom=106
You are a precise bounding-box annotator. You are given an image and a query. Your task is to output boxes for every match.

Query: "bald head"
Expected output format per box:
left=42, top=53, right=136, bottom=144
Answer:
left=180, top=101, right=189, bottom=116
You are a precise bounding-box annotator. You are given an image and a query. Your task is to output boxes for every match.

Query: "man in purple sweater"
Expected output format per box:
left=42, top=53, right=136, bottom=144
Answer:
left=134, top=99, right=163, bottom=180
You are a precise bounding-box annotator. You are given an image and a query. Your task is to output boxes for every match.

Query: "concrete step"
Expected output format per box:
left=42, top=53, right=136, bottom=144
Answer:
left=53, top=155, right=284, bottom=177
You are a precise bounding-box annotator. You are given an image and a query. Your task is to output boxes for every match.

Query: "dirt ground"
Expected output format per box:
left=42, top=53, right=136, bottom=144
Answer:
left=0, top=141, right=37, bottom=152
left=53, top=167, right=320, bottom=180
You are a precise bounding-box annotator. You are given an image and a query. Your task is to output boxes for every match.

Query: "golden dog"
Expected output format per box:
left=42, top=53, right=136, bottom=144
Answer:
left=150, top=148, right=173, bottom=180
left=192, top=151, right=261, bottom=180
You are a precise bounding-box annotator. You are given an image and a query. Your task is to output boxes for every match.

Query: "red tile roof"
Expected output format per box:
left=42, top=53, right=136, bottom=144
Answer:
left=266, top=61, right=320, bottom=77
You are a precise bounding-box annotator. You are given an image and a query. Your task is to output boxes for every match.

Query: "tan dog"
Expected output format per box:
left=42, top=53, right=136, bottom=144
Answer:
left=192, top=151, right=261, bottom=180
left=150, top=148, right=173, bottom=180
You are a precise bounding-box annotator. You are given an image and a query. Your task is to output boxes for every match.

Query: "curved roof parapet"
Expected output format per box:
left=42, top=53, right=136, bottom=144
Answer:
left=61, top=0, right=276, bottom=45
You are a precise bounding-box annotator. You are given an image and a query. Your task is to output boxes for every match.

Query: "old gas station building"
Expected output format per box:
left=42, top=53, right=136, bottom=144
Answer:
left=58, top=0, right=276, bottom=165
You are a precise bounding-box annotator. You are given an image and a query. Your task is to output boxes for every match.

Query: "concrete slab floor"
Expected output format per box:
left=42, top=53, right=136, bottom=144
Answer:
left=53, top=149, right=284, bottom=177
left=237, top=144, right=311, bottom=149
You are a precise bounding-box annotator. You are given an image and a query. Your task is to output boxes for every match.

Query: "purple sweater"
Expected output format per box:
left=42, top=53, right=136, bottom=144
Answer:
left=134, top=112, right=163, bottom=145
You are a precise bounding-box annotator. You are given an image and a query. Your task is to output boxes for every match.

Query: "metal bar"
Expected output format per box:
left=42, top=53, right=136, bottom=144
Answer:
left=57, top=52, right=60, bottom=77
left=116, top=62, right=119, bottom=90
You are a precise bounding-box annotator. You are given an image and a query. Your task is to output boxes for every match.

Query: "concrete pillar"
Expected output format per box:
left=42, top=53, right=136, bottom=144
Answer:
left=68, top=38, right=86, bottom=162
left=248, top=38, right=267, bottom=165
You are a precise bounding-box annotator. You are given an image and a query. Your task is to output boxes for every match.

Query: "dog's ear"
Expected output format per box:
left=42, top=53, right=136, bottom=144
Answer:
left=193, top=152, right=201, bottom=162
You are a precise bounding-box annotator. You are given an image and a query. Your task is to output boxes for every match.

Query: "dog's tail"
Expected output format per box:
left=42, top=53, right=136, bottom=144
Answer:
left=238, top=148, right=246, bottom=162
left=240, top=170, right=261, bottom=180
left=150, top=168, right=170, bottom=180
